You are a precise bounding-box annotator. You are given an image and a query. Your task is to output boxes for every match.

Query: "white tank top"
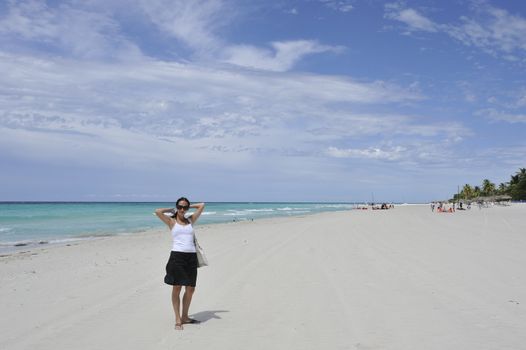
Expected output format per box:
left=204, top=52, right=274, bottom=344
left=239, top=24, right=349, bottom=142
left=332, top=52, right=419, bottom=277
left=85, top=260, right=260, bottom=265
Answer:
left=171, top=219, right=196, bottom=253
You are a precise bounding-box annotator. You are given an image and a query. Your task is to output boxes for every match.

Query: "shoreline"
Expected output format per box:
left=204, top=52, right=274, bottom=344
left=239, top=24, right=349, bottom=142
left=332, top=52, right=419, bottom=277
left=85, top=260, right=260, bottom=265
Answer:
left=1, top=201, right=518, bottom=256
left=5, top=200, right=496, bottom=252
left=0, top=208, right=355, bottom=258
left=0, top=203, right=380, bottom=255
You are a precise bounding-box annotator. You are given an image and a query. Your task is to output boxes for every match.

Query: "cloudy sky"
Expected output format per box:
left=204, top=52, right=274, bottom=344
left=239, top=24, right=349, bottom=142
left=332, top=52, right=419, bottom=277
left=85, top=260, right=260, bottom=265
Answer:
left=1, top=0, right=525, bottom=202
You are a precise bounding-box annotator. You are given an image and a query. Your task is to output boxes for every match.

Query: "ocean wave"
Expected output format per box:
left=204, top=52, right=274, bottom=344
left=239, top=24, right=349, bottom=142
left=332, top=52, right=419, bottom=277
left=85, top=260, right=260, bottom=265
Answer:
left=277, top=207, right=309, bottom=211
left=76, top=232, right=116, bottom=239
left=223, top=208, right=279, bottom=216
left=223, top=211, right=249, bottom=216
left=315, top=204, right=354, bottom=209
left=49, top=236, right=104, bottom=244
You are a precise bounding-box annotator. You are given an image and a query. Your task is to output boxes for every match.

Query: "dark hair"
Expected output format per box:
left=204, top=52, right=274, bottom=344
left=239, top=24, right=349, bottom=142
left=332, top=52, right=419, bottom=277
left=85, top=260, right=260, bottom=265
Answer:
left=175, top=197, right=190, bottom=207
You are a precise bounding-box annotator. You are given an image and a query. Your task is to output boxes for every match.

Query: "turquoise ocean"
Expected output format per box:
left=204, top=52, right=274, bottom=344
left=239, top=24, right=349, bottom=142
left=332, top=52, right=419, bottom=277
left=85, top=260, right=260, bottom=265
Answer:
left=0, top=202, right=356, bottom=252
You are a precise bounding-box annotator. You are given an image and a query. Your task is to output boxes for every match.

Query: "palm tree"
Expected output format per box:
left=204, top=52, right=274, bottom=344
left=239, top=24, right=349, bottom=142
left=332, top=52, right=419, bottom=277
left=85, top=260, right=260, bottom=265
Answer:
left=510, top=168, right=526, bottom=200
left=450, top=167, right=526, bottom=201
left=498, top=182, right=508, bottom=195
left=510, top=174, right=520, bottom=185
left=482, top=179, right=496, bottom=196
left=473, top=186, right=481, bottom=198
left=461, top=184, right=474, bottom=199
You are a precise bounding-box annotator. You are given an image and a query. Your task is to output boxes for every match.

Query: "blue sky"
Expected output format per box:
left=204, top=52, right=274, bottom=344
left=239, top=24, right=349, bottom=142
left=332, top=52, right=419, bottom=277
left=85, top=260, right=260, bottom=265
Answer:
left=1, top=0, right=525, bottom=202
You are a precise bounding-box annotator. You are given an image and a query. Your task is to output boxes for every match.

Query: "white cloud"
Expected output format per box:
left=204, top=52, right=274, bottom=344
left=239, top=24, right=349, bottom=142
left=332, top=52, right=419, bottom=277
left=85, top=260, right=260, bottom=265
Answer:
left=327, top=146, right=406, bottom=160
left=385, top=3, right=526, bottom=59
left=446, top=6, right=526, bottom=55
left=221, top=40, right=343, bottom=72
left=321, top=1, right=354, bottom=13
left=476, top=109, right=526, bottom=124
left=1, top=0, right=504, bottom=201
left=286, top=8, right=298, bottom=15
left=384, top=5, right=438, bottom=32
left=0, top=1, right=464, bottom=175
left=139, top=0, right=231, bottom=54
left=0, top=50, right=441, bottom=174
left=457, top=81, right=478, bottom=103
left=0, top=0, right=343, bottom=71
left=517, top=93, right=526, bottom=108
left=0, top=0, right=142, bottom=60
left=0, top=0, right=57, bottom=40
left=303, top=113, right=468, bottom=142
left=140, top=1, right=341, bottom=71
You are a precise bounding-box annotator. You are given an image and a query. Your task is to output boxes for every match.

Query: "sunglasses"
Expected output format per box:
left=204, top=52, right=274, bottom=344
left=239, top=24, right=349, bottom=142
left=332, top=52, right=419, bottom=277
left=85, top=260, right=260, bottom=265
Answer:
left=176, top=204, right=190, bottom=210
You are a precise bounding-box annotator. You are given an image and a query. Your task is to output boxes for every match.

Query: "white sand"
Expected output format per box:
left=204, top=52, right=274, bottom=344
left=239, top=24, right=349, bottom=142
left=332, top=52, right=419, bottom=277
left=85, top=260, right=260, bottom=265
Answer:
left=1, top=204, right=526, bottom=349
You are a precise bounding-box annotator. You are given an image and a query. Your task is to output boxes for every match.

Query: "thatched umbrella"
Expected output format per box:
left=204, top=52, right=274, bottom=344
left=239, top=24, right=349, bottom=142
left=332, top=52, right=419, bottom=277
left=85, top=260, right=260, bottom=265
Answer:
left=494, top=195, right=512, bottom=202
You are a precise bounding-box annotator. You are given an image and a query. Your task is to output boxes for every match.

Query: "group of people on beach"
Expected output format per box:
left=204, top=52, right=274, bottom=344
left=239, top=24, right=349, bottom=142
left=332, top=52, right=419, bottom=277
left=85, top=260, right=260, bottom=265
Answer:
left=430, top=201, right=470, bottom=213
left=356, top=203, right=394, bottom=210
left=372, top=203, right=394, bottom=210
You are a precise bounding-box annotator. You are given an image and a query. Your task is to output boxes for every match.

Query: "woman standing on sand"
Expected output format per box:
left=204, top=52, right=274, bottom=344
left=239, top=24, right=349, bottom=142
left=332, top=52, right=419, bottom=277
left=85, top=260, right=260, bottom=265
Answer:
left=155, top=198, right=205, bottom=330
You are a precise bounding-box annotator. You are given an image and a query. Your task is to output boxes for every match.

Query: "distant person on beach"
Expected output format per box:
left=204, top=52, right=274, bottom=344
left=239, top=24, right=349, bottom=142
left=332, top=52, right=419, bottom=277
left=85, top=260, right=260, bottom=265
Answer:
left=155, top=198, right=205, bottom=330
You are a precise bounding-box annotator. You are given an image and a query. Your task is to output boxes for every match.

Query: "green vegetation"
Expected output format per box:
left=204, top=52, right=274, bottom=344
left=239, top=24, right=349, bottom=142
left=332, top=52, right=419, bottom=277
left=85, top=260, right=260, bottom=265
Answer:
left=452, top=168, right=526, bottom=201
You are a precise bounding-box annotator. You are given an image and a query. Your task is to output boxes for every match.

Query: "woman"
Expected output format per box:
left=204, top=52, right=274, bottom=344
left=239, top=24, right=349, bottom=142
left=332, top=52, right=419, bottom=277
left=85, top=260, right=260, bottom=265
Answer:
left=155, top=197, right=205, bottom=330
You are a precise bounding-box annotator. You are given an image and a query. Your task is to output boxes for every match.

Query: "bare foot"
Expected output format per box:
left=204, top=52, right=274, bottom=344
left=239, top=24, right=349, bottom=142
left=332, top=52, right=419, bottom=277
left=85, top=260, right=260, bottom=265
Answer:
left=175, top=322, right=183, bottom=330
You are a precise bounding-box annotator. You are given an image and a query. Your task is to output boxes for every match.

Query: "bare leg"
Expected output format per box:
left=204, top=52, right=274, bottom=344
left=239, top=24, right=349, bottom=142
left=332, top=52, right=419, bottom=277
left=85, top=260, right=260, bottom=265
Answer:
left=172, top=286, right=183, bottom=329
left=181, top=286, right=195, bottom=322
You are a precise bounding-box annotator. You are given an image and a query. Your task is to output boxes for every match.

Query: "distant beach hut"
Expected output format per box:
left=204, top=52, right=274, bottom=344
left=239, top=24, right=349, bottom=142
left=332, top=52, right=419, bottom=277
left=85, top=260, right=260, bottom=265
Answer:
left=493, top=195, right=512, bottom=206
left=493, top=195, right=512, bottom=202
left=469, top=195, right=511, bottom=207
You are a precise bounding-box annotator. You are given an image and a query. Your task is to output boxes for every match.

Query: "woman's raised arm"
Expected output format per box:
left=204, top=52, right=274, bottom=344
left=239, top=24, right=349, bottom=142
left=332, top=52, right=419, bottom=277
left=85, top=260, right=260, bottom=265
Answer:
left=155, top=207, right=175, bottom=229
left=189, top=203, right=205, bottom=224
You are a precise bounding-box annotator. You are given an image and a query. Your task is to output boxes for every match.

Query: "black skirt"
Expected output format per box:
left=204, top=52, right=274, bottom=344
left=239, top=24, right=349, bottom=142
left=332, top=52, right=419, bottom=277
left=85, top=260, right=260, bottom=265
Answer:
left=164, top=251, right=198, bottom=287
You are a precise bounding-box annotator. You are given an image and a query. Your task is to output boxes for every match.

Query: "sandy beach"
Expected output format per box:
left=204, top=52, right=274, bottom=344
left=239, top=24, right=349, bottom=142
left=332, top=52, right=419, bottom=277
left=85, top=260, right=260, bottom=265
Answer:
left=1, top=204, right=526, bottom=350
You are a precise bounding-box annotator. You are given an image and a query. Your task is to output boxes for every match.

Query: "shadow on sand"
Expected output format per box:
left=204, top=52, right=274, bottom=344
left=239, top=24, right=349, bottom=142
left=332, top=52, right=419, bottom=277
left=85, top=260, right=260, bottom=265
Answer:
left=190, top=310, right=229, bottom=324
